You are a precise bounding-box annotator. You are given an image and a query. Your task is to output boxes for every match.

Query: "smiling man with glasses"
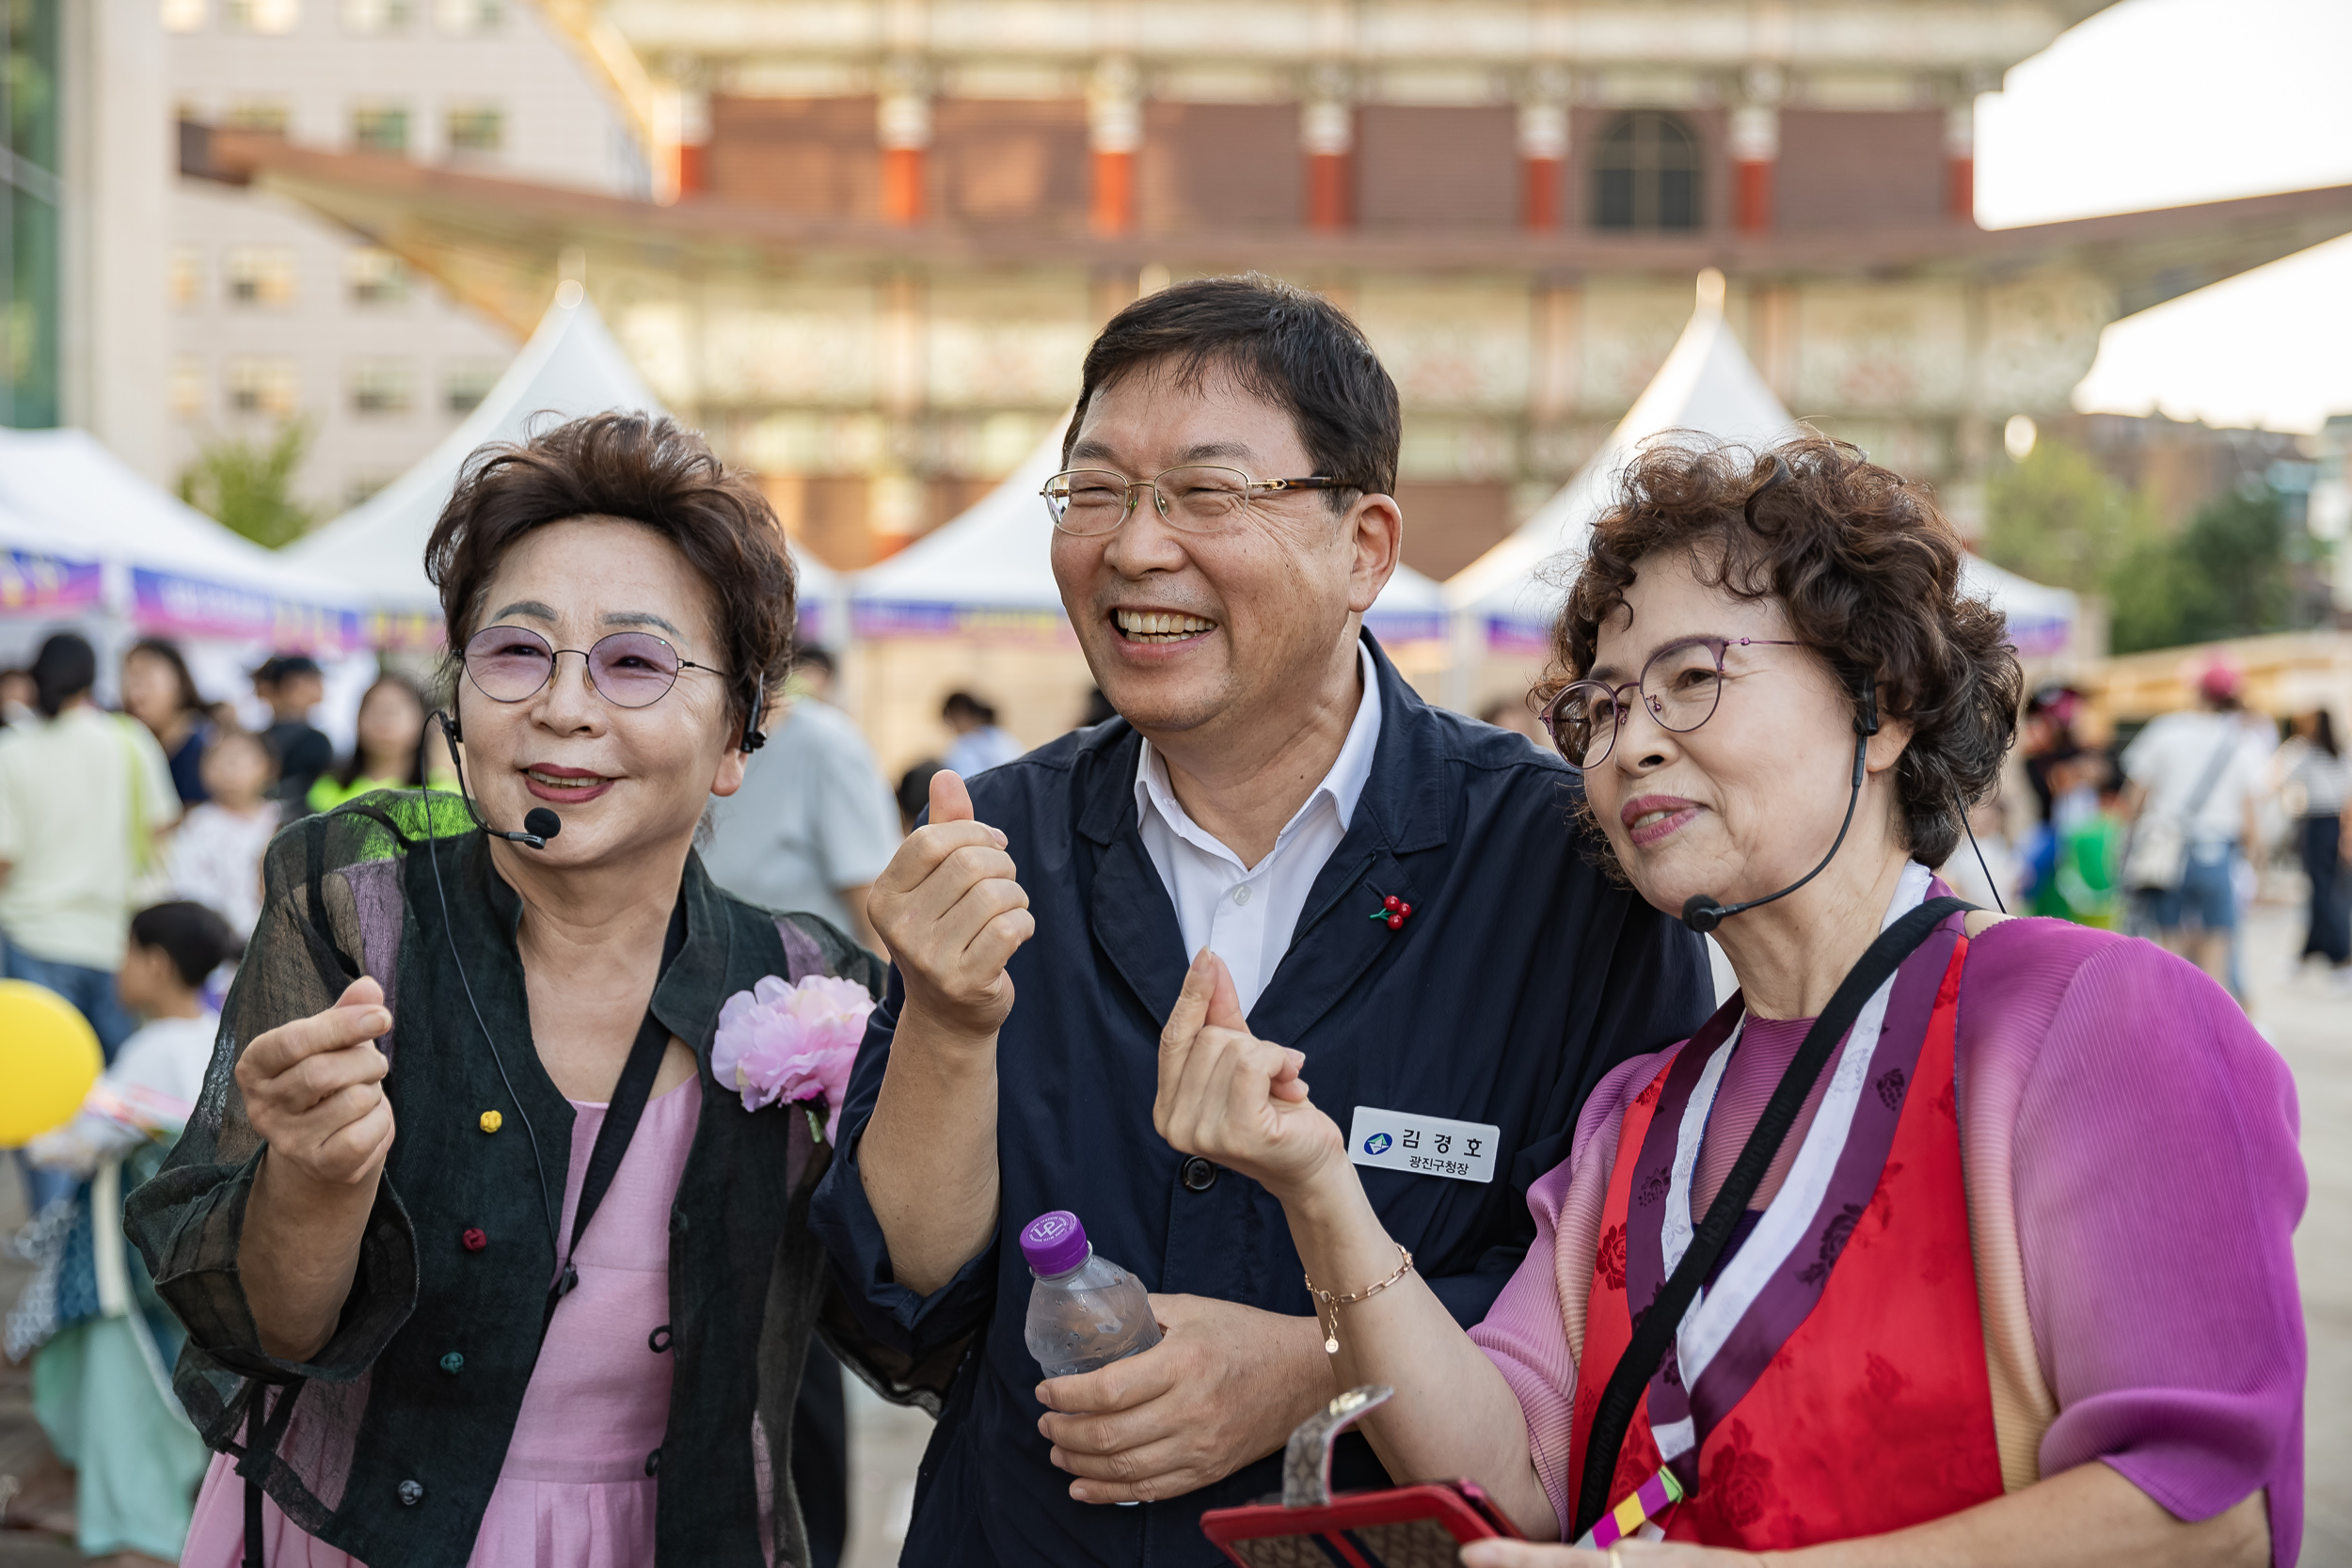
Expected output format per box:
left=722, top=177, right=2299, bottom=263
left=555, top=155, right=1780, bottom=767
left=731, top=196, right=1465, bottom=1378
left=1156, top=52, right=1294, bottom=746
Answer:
left=810, top=274, right=1708, bottom=1567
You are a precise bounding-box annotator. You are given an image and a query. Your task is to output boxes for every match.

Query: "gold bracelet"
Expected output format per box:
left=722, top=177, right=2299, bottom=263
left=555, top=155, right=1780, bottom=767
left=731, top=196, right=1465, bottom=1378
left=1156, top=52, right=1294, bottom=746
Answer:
left=1303, top=1245, right=1414, bottom=1355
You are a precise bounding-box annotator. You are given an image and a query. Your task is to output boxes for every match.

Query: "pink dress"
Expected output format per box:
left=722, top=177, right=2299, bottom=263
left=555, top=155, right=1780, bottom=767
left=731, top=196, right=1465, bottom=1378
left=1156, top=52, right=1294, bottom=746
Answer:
left=182, top=1077, right=703, bottom=1568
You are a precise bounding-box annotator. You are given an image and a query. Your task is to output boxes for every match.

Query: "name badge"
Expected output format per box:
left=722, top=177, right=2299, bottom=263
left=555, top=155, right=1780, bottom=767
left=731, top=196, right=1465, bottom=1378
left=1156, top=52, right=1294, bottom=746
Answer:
left=1346, top=1106, right=1500, bottom=1184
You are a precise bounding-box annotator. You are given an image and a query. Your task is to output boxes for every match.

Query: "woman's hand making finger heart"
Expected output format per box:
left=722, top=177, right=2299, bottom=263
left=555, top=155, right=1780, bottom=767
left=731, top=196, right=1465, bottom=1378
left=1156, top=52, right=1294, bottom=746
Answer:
left=1152, top=949, right=1340, bottom=1203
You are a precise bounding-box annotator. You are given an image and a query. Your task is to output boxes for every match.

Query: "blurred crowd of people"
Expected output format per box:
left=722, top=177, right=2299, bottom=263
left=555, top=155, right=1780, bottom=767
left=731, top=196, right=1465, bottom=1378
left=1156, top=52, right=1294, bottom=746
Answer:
left=2, top=604, right=2344, bottom=1565
left=2001, top=668, right=2349, bottom=1000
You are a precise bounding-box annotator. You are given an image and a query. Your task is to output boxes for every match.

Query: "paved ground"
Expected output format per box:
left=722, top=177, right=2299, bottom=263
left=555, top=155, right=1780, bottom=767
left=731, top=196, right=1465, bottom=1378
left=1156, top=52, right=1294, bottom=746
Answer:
left=5, top=900, right=2345, bottom=1565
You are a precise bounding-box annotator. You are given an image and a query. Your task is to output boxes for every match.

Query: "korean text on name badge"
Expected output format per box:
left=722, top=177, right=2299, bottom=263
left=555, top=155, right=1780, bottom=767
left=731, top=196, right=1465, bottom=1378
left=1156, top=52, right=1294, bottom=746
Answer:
left=1346, top=1106, right=1500, bottom=1184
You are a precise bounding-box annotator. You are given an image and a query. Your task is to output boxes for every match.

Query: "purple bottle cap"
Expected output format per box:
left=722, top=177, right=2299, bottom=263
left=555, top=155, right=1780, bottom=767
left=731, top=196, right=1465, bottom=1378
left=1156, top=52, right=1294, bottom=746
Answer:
left=1019, top=1211, right=1090, bottom=1276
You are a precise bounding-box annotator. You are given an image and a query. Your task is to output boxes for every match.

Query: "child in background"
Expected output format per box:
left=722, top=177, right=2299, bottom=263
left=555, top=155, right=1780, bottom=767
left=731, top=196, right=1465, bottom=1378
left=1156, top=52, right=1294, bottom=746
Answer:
left=166, top=729, right=281, bottom=938
left=11, top=902, right=241, bottom=1565
left=2048, top=752, right=2124, bottom=928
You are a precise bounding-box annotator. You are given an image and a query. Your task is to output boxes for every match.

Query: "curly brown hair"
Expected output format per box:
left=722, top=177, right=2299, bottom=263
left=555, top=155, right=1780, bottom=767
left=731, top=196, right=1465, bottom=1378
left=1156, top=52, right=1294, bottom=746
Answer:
left=1538, top=435, right=2021, bottom=866
left=425, top=412, right=794, bottom=750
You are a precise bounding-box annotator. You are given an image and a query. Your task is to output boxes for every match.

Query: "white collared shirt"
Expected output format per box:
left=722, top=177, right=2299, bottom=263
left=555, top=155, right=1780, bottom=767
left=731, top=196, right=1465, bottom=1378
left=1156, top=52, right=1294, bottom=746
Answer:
left=1134, top=644, right=1383, bottom=1017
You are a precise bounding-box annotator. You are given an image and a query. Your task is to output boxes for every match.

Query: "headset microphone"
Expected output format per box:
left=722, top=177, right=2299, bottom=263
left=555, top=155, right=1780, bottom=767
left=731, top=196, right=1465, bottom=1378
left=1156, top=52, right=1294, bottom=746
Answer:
left=433, top=709, right=563, bottom=850
left=1680, top=673, right=1879, bottom=936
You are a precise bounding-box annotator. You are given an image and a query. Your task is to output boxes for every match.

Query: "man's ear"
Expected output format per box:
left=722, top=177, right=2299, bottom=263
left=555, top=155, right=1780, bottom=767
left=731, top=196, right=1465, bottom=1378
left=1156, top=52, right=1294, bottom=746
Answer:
left=1346, top=492, right=1404, bottom=615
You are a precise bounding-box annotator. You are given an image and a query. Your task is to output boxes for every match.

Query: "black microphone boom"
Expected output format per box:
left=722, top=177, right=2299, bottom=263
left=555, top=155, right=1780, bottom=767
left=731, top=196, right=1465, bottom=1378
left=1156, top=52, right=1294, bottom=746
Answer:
left=1681, top=727, right=1869, bottom=935
left=432, top=709, right=563, bottom=851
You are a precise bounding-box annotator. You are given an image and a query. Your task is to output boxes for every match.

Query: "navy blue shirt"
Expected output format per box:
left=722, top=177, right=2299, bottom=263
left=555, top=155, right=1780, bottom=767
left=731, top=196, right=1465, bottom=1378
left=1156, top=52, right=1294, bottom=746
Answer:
left=812, top=634, right=1709, bottom=1566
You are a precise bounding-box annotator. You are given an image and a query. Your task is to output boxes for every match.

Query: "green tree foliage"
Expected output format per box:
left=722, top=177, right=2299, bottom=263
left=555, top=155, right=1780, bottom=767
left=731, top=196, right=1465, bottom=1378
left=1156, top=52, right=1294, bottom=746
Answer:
left=176, top=420, right=316, bottom=548
left=1985, top=437, right=2310, bottom=657
left=2106, top=486, right=2297, bottom=655
left=1982, top=437, right=2160, bottom=595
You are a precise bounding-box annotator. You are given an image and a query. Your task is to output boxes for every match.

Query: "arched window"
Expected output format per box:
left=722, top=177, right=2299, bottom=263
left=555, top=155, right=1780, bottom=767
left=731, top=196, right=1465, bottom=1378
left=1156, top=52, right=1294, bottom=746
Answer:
left=1593, top=111, right=1702, bottom=230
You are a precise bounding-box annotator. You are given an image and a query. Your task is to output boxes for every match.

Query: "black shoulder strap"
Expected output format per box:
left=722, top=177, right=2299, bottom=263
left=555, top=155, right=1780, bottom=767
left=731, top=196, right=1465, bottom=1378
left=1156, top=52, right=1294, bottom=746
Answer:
left=547, top=897, right=691, bottom=1318
left=1571, top=894, right=1971, bottom=1538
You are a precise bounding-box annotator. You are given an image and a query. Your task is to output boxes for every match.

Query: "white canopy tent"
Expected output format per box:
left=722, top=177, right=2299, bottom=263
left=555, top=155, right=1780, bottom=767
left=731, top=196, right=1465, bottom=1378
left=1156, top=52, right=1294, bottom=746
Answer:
left=1444, top=272, right=2080, bottom=699
left=1446, top=273, right=1797, bottom=660
left=850, top=419, right=1450, bottom=647
left=0, top=428, right=373, bottom=721
left=290, top=285, right=843, bottom=648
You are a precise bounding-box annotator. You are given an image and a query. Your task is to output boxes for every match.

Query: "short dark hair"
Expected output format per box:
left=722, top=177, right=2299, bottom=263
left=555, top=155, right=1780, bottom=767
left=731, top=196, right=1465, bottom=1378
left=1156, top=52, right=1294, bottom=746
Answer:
left=251, top=653, right=323, bottom=686
left=1540, top=436, right=2022, bottom=867
left=942, top=690, right=995, bottom=725
left=793, top=642, right=836, bottom=680
left=1067, top=274, right=1401, bottom=505
left=426, top=412, right=795, bottom=749
left=30, top=633, right=96, bottom=718
left=130, top=900, right=244, bottom=989
left=897, top=759, right=945, bottom=826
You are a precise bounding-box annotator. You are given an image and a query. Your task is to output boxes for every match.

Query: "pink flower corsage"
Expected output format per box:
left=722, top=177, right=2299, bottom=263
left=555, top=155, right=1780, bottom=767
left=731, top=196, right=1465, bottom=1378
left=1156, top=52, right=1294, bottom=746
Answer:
left=710, top=974, right=874, bottom=1143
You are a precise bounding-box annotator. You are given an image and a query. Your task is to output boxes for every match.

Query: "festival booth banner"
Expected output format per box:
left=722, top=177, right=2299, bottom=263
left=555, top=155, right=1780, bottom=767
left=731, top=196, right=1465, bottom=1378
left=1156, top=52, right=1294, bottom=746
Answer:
left=0, top=430, right=365, bottom=647
left=367, top=608, right=449, bottom=655
left=0, top=548, right=105, bottom=616
left=850, top=600, right=1075, bottom=644
left=129, top=567, right=369, bottom=653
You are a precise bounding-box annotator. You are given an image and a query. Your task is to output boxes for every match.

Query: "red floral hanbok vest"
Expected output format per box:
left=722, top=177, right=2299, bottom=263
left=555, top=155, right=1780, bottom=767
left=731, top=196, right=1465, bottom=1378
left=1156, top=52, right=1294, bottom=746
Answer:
left=1565, top=914, right=2005, bottom=1547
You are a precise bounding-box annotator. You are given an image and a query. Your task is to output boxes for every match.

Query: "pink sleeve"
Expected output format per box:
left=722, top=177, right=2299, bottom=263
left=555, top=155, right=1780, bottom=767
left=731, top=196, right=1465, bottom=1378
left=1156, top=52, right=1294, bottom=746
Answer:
left=1994, top=935, right=2307, bottom=1561
left=1469, top=1047, right=1674, bottom=1538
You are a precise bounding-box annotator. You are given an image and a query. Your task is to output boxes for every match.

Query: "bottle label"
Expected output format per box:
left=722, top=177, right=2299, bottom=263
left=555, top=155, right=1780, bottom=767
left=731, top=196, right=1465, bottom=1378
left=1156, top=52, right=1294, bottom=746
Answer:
left=1345, top=1106, right=1500, bottom=1184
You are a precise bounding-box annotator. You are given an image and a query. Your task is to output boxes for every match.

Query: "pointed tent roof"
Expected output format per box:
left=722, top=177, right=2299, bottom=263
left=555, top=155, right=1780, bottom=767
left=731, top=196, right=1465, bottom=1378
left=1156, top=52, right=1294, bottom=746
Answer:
left=850, top=418, right=1449, bottom=645
left=1445, top=273, right=2079, bottom=659
left=288, top=285, right=841, bottom=641
left=0, top=427, right=363, bottom=647
left=1447, top=272, right=1796, bottom=652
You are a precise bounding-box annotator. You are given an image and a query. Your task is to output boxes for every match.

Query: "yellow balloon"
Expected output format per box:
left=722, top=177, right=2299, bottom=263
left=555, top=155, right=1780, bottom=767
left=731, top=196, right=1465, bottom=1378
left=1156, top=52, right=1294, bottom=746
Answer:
left=0, top=979, right=103, bottom=1148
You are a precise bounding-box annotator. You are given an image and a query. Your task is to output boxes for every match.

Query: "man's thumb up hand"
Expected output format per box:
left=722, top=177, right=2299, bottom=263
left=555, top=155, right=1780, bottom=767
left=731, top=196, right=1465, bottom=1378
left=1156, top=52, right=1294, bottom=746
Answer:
left=930, top=768, right=977, bottom=826
left=869, top=767, right=1030, bottom=1045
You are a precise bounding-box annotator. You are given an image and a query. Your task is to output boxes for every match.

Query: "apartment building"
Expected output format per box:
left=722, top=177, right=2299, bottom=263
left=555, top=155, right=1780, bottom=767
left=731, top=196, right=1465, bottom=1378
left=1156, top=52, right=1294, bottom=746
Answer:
left=164, top=0, right=646, bottom=513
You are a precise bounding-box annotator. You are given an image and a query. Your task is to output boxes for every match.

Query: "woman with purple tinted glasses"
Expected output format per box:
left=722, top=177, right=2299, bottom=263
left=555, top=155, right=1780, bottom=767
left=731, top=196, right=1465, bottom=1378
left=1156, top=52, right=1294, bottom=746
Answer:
left=459, top=625, right=736, bottom=710
left=131, top=414, right=882, bottom=1568
left=1152, top=436, right=2302, bottom=1567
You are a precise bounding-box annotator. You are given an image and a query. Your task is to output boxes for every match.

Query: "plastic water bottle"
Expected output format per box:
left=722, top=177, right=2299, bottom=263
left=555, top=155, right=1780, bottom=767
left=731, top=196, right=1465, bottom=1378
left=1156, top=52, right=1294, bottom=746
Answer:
left=1020, top=1210, right=1162, bottom=1378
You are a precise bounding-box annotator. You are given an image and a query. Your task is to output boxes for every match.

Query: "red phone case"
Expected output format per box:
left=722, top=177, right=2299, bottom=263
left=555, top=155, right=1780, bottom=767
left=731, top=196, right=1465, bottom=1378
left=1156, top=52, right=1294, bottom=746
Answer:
left=1200, top=1479, right=1522, bottom=1567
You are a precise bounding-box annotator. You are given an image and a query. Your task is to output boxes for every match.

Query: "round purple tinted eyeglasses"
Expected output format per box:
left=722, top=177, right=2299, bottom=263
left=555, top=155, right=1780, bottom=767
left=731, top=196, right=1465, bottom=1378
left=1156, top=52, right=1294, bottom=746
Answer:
left=461, top=625, right=725, bottom=709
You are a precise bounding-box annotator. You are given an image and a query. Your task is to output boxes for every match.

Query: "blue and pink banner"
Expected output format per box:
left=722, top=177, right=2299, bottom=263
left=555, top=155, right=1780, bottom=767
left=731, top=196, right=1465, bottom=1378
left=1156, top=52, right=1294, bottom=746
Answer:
left=1482, top=614, right=1556, bottom=657
left=131, top=567, right=367, bottom=653
left=850, top=600, right=1078, bottom=645
left=1362, top=607, right=1449, bottom=646
left=367, top=608, right=447, bottom=655
left=0, top=549, right=104, bottom=615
